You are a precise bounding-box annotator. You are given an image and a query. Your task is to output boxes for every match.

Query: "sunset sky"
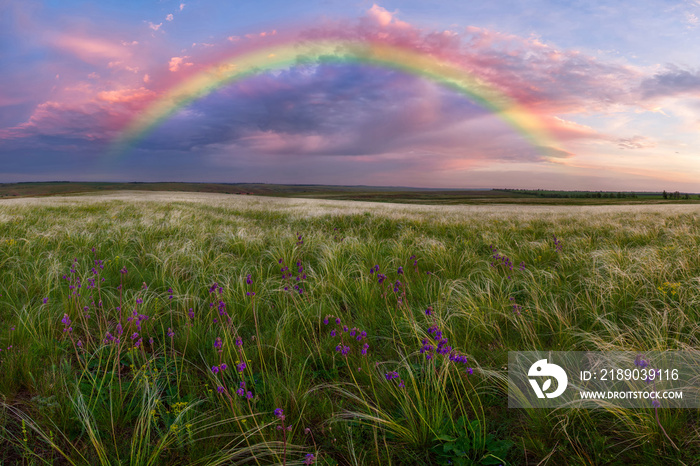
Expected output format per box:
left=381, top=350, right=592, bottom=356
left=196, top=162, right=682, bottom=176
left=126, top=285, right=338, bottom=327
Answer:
left=2, top=0, right=700, bottom=190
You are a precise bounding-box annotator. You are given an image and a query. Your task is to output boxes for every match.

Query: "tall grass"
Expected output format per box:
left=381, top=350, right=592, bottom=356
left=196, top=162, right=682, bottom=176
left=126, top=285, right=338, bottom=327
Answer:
left=0, top=193, right=699, bottom=464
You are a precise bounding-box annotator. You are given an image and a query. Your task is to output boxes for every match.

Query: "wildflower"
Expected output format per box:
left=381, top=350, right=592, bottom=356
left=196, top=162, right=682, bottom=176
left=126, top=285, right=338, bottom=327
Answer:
left=235, top=336, right=243, bottom=347
left=304, top=453, right=316, bottom=465
left=167, top=328, right=174, bottom=338
left=211, top=366, right=220, bottom=374
left=217, top=386, right=225, bottom=394
left=188, top=308, right=195, bottom=319
left=323, top=316, right=329, bottom=325
left=652, top=399, right=661, bottom=408
left=397, top=266, right=404, bottom=275
left=361, top=343, right=369, bottom=355
left=274, top=408, right=284, bottom=419
left=246, top=391, right=253, bottom=399
left=237, top=362, right=247, bottom=372
left=385, top=371, right=399, bottom=381
left=398, top=380, right=405, bottom=388
left=220, top=363, right=228, bottom=371
left=425, top=306, right=433, bottom=316
left=214, top=337, right=223, bottom=351
left=61, top=314, right=72, bottom=333
left=335, top=317, right=341, bottom=325
left=330, top=329, right=336, bottom=337
left=634, top=355, right=649, bottom=368
left=237, top=387, right=245, bottom=397
left=246, top=274, right=252, bottom=285
left=43, top=297, right=48, bottom=304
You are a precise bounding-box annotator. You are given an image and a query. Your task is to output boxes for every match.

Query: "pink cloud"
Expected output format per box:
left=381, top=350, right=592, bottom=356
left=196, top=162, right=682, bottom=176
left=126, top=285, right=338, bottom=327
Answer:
left=54, top=34, right=131, bottom=64
left=97, top=87, right=155, bottom=104
left=168, top=56, right=193, bottom=72
left=366, top=4, right=410, bottom=29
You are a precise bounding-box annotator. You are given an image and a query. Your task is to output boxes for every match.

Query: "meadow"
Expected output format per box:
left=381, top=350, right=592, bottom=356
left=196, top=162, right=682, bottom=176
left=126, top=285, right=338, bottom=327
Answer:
left=1, top=191, right=699, bottom=465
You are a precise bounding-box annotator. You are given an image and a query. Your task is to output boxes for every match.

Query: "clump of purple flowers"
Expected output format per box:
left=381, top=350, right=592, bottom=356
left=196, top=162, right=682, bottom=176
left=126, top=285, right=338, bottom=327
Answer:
left=324, top=314, right=370, bottom=357
left=509, top=297, right=522, bottom=315
left=421, top=307, right=473, bottom=374
left=553, top=234, right=563, bottom=252
left=489, top=245, right=526, bottom=280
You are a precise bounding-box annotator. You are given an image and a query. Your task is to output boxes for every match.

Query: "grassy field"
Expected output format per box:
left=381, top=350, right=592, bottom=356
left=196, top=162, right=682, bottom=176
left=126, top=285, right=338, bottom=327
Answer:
left=1, top=182, right=697, bottom=206
left=1, top=191, right=700, bottom=465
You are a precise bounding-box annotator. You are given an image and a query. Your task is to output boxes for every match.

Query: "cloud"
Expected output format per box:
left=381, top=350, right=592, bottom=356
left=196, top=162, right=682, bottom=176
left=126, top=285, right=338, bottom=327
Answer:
left=97, top=87, right=155, bottom=104
left=616, top=136, right=657, bottom=150
left=166, top=14, right=174, bottom=22
left=180, top=3, right=185, bottom=11
left=168, top=56, right=193, bottom=72
left=366, top=4, right=410, bottom=28
left=54, top=34, right=131, bottom=64
left=148, top=22, right=162, bottom=31
left=640, top=66, right=700, bottom=98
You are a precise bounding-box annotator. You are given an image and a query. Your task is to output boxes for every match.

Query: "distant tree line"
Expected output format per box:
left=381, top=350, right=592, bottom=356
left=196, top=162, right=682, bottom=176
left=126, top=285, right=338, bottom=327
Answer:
left=497, top=189, right=638, bottom=199
left=662, top=190, right=693, bottom=200
left=497, top=189, right=700, bottom=200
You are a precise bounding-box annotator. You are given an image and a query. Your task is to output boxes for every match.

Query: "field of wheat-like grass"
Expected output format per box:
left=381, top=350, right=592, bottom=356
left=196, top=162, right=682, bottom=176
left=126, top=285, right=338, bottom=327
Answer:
left=1, top=191, right=699, bottom=465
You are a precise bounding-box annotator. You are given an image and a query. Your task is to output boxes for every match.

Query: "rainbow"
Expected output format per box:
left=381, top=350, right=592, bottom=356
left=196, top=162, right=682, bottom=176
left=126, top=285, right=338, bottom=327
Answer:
left=111, top=39, right=561, bottom=158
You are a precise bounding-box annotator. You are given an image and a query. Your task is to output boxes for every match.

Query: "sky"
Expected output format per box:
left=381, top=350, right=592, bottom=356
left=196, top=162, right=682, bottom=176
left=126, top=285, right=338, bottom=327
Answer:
left=1, top=0, right=700, bottom=191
